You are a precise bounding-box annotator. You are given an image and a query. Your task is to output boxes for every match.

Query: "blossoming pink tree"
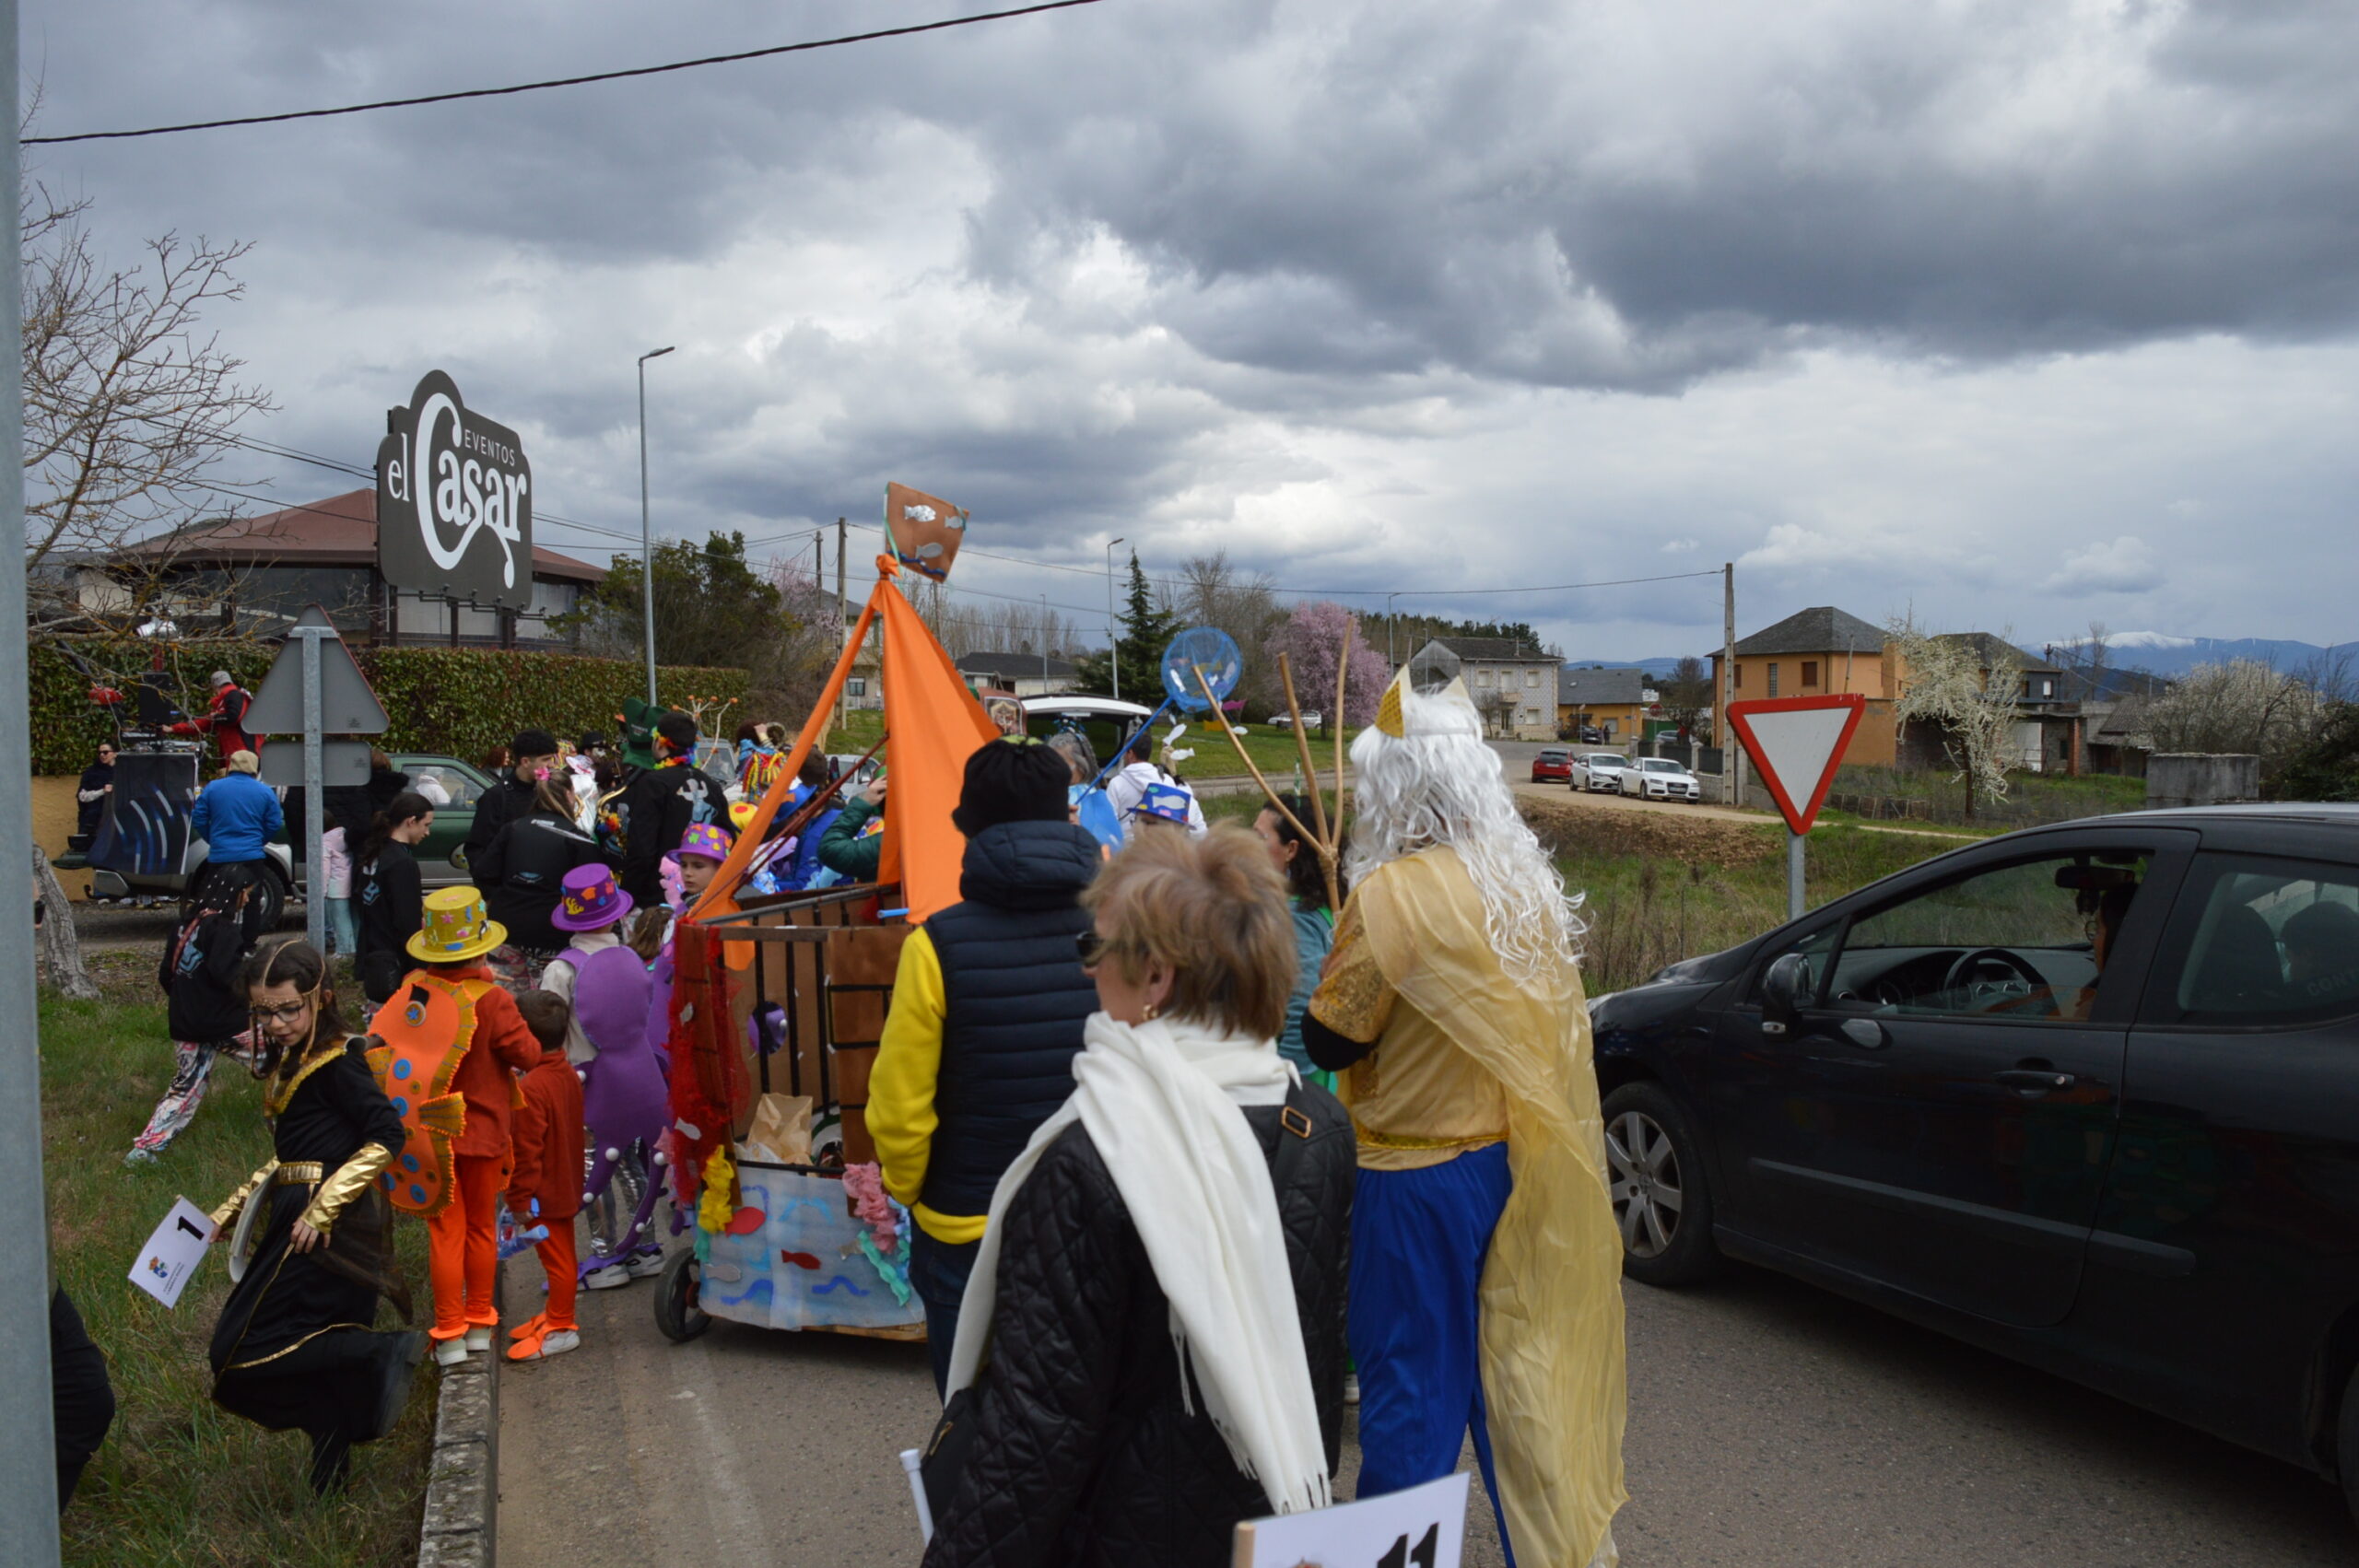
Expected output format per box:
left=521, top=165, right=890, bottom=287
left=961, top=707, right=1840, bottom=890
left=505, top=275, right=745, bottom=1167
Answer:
left=1263, top=601, right=1390, bottom=731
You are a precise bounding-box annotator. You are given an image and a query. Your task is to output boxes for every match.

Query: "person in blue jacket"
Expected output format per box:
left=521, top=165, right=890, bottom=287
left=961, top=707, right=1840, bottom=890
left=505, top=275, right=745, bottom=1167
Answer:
left=188, top=750, right=283, bottom=942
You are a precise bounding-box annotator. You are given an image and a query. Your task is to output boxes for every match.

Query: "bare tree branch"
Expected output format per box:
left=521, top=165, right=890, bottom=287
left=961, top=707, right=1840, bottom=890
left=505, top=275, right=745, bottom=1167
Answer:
left=21, top=157, right=275, bottom=638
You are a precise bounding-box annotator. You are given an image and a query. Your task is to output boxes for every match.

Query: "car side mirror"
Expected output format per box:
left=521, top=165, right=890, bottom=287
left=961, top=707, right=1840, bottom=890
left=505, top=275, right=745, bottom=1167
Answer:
left=1761, top=952, right=1811, bottom=1036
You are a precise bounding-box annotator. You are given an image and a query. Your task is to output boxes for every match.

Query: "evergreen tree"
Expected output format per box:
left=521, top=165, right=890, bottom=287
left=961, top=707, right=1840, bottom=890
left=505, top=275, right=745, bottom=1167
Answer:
left=1074, top=550, right=1180, bottom=699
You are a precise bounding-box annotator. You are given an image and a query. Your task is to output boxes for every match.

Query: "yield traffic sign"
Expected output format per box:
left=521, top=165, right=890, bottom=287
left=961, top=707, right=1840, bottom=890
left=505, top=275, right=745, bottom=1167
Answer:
left=1725, top=694, right=1866, bottom=836
left=245, top=605, right=390, bottom=734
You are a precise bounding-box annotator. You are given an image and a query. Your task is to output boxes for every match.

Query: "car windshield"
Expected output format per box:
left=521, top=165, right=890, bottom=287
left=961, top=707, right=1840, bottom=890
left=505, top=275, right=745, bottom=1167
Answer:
left=1590, top=755, right=1628, bottom=767
left=1641, top=759, right=1684, bottom=773
left=1539, top=750, right=1569, bottom=762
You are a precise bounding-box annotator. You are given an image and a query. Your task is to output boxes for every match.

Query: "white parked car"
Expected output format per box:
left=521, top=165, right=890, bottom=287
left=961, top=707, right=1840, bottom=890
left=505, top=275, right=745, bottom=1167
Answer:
left=1570, top=753, right=1632, bottom=793
left=1619, top=756, right=1702, bottom=802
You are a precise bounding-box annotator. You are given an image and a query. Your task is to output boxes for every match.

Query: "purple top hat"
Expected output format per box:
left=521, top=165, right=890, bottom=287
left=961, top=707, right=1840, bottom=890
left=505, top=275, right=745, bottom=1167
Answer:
left=676, top=823, right=732, bottom=864
left=551, top=862, right=634, bottom=931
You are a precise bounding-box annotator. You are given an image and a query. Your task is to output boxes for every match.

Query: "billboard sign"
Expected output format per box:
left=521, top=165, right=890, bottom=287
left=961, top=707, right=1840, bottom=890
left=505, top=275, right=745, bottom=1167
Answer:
left=376, top=370, right=534, bottom=606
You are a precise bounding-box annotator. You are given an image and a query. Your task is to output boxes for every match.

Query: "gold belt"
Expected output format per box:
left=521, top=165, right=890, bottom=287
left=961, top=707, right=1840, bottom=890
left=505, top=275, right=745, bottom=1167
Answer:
left=273, top=1163, right=325, bottom=1185
left=1352, top=1123, right=1507, bottom=1153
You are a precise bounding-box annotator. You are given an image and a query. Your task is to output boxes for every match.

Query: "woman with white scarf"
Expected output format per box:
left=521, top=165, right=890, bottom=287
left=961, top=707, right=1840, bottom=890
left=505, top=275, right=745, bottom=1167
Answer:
left=922, top=825, right=1356, bottom=1568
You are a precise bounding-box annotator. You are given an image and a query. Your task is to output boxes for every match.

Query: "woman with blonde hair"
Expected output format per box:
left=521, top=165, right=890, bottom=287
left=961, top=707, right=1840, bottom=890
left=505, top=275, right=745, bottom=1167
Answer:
left=921, top=825, right=1355, bottom=1568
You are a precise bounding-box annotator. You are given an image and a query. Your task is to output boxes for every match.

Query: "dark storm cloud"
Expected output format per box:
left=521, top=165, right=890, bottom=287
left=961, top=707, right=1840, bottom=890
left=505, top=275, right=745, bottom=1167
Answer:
left=943, top=0, right=2359, bottom=385
left=24, top=0, right=2359, bottom=653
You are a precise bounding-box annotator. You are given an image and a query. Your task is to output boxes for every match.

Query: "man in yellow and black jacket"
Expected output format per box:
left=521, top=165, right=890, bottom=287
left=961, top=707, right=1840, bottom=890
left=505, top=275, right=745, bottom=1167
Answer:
left=869, top=740, right=1102, bottom=1396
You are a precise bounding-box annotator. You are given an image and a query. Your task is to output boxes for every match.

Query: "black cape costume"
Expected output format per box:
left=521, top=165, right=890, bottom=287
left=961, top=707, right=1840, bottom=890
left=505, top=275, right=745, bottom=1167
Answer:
left=207, top=1036, right=415, bottom=1457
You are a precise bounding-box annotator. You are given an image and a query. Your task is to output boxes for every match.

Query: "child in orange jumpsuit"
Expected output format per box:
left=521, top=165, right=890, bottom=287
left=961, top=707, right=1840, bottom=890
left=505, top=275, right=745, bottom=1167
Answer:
left=507, top=989, right=586, bottom=1361
left=405, top=888, right=542, bottom=1367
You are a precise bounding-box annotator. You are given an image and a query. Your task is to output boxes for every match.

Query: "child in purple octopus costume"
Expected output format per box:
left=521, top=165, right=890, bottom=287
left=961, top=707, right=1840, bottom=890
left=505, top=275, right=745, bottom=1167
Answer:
left=543, top=864, right=671, bottom=1286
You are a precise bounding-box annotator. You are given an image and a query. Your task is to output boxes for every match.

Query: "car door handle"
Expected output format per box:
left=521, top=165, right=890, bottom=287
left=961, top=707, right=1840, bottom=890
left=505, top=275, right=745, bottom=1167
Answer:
left=1993, top=1068, right=2075, bottom=1092
left=1839, top=1018, right=1886, bottom=1049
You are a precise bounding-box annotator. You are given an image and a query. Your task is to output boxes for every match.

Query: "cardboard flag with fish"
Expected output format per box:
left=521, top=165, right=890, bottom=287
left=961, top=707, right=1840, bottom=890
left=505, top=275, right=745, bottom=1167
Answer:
left=884, top=482, right=969, bottom=581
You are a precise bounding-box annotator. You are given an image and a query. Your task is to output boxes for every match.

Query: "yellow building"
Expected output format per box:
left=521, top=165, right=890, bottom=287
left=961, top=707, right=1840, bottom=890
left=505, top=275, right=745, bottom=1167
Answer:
left=1711, top=605, right=1899, bottom=764
left=1555, top=666, right=1652, bottom=743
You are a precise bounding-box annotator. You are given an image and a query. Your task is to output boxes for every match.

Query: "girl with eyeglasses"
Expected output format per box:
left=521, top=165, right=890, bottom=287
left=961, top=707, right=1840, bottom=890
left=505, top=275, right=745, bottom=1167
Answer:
left=205, top=940, right=425, bottom=1494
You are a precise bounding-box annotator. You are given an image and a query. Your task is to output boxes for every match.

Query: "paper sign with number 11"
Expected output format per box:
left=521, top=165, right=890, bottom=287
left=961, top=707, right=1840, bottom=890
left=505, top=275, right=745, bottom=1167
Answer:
left=1229, top=1470, right=1468, bottom=1568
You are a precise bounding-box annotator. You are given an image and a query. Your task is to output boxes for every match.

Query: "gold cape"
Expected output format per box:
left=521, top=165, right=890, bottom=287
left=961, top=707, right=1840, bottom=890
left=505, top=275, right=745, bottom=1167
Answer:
left=1360, top=847, right=1627, bottom=1567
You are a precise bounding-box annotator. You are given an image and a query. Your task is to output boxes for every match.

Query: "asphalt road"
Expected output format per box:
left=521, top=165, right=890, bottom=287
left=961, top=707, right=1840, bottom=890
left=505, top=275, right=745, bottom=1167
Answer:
left=496, top=1236, right=2353, bottom=1567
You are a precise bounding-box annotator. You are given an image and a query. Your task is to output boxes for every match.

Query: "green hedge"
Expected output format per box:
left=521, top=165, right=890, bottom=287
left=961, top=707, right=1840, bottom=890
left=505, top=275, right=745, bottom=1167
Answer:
left=31, top=638, right=748, bottom=775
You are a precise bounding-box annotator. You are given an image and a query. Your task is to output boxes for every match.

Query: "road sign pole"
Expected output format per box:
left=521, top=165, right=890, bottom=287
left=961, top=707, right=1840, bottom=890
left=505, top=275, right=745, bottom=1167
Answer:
left=1788, top=828, right=1806, bottom=920
left=0, top=0, right=66, bottom=1552
left=298, top=627, right=328, bottom=954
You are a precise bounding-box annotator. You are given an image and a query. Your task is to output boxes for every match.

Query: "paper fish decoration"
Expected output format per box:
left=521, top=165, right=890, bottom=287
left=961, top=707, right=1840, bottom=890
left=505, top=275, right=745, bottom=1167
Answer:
left=885, top=482, right=969, bottom=581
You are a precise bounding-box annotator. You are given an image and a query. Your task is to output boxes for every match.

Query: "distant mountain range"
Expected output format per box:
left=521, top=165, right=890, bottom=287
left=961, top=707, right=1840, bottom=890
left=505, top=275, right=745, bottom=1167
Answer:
left=1564, top=636, right=2350, bottom=685
left=2039, top=634, right=2350, bottom=679
left=1562, top=657, right=1688, bottom=678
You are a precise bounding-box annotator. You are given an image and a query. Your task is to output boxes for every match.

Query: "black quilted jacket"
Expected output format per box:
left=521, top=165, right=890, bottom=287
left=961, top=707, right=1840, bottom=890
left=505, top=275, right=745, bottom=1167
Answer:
left=922, top=1083, right=1356, bottom=1568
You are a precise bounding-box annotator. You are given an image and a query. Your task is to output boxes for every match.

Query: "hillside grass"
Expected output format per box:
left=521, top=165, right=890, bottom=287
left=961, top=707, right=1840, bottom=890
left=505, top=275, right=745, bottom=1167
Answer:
left=45, top=987, right=434, bottom=1568
left=1210, top=786, right=1954, bottom=996
left=830, top=703, right=1358, bottom=785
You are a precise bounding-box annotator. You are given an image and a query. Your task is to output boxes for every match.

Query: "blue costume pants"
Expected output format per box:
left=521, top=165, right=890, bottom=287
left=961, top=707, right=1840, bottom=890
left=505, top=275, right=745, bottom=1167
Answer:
left=1350, top=1142, right=1516, bottom=1567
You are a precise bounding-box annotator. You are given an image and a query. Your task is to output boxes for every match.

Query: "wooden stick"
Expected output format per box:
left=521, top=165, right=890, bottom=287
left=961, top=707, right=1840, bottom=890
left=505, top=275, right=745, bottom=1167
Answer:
left=1332, top=619, right=1354, bottom=858
left=1191, top=665, right=1321, bottom=854
left=1274, top=653, right=1342, bottom=915
left=1275, top=653, right=1332, bottom=842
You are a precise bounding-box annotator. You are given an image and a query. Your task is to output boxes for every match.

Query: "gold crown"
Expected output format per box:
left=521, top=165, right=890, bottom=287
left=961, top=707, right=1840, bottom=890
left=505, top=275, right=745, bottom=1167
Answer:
left=1375, top=672, right=1406, bottom=738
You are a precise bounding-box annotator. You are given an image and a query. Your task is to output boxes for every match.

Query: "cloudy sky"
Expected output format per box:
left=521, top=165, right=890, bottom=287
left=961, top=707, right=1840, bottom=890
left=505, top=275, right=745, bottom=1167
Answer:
left=25, top=0, right=2359, bottom=660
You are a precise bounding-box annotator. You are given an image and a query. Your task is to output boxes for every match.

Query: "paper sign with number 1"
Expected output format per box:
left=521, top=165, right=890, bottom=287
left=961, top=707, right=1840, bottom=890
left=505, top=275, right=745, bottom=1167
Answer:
left=1230, top=1470, right=1468, bottom=1568
left=128, top=1197, right=217, bottom=1309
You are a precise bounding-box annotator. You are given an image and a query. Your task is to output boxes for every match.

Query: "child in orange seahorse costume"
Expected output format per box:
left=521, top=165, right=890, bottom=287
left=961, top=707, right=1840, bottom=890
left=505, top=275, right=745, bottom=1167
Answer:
left=378, top=888, right=540, bottom=1366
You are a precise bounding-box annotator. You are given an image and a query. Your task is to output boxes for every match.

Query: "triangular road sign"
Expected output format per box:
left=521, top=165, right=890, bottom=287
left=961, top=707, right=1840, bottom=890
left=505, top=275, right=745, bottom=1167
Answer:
left=245, top=604, right=392, bottom=734
left=1726, top=694, right=1866, bottom=835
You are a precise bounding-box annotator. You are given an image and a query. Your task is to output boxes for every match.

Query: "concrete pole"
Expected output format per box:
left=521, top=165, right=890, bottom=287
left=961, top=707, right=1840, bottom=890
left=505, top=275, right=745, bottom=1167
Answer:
left=1724, top=562, right=1745, bottom=809
left=1105, top=537, right=1124, bottom=703
left=0, top=0, right=66, bottom=1552
left=636, top=345, right=675, bottom=706
left=832, top=517, right=848, bottom=741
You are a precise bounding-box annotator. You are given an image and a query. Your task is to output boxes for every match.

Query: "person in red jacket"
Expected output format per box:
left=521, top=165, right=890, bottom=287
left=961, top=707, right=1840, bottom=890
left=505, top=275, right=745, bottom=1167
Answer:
left=194, top=670, right=259, bottom=764
left=506, top=989, right=586, bottom=1362
left=403, top=888, right=543, bottom=1367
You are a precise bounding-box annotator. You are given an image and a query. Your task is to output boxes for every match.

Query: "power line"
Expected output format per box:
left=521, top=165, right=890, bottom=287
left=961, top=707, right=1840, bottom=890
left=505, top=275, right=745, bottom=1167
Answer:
left=25, top=0, right=1106, bottom=146
left=194, top=442, right=1718, bottom=608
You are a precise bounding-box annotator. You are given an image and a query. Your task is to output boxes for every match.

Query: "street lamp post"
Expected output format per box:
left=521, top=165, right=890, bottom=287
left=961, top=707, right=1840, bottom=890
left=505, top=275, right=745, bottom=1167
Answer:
left=637, top=345, right=675, bottom=706
left=1105, top=536, right=1126, bottom=703
left=1387, top=591, right=1402, bottom=672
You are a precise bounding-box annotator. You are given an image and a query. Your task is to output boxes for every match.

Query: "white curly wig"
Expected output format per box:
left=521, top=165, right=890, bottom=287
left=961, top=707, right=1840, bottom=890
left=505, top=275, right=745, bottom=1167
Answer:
left=1345, top=676, right=1583, bottom=989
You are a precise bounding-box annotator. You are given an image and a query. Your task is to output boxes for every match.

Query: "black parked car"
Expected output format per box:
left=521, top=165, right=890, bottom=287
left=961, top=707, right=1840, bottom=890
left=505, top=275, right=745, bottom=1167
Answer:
left=1588, top=804, right=2359, bottom=1522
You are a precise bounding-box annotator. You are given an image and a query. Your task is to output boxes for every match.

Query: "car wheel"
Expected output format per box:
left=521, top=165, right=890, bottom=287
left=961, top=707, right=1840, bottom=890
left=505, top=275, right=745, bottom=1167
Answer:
left=1602, top=1081, right=1718, bottom=1286
left=250, top=868, right=288, bottom=931
left=653, top=1248, right=712, bottom=1342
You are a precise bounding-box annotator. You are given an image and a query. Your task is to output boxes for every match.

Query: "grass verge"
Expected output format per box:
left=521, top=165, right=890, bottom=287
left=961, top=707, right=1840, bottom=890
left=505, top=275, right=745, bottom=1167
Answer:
left=45, top=983, right=435, bottom=1567
left=1527, top=804, right=1954, bottom=992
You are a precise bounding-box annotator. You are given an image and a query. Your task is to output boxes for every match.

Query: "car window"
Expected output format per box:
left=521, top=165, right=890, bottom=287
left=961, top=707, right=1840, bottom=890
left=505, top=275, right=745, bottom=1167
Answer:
left=1641, top=759, right=1679, bottom=773
left=407, top=764, right=484, bottom=810
left=1590, top=755, right=1627, bottom=767
left=2144, top=853, right=2359, bottom=1026
left=1825, top=851, right=2154, bottom=1021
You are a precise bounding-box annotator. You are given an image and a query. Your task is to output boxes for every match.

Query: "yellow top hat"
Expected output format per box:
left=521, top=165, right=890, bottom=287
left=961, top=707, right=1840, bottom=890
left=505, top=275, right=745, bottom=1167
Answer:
left=405, top=885, right=509, bottom=964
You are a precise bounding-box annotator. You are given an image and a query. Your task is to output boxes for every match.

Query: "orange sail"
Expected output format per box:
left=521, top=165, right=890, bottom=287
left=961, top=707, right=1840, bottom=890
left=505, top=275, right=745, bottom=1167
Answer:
left=692, top=557, right=997, bottom=932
